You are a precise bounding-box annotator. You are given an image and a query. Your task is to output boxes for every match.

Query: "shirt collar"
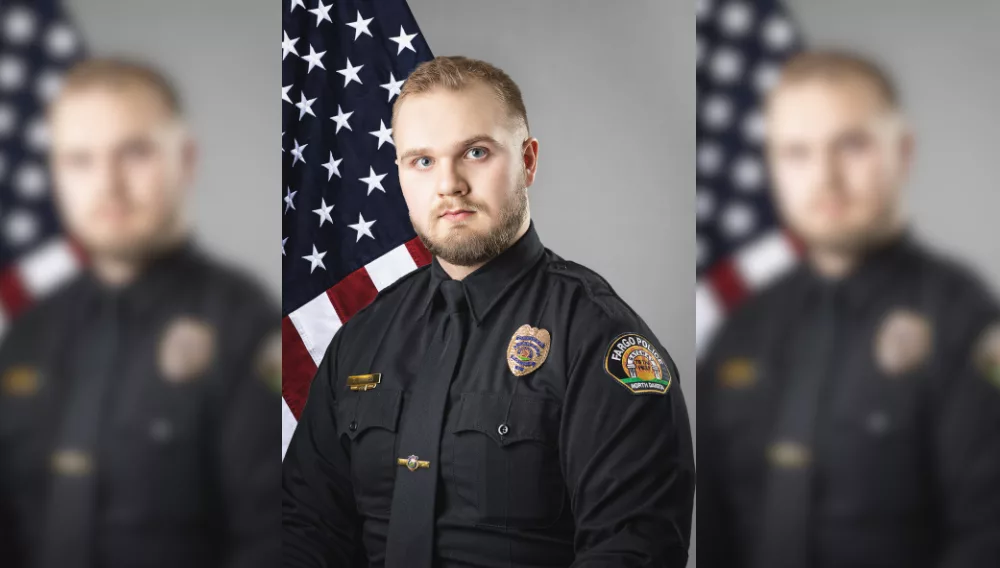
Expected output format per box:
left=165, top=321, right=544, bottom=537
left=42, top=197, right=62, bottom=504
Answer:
left=422, top=221, right=546, bottom=324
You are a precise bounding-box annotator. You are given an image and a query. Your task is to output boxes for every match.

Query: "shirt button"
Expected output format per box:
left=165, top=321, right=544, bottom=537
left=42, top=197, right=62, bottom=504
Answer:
left=497, top=423, right=509, bottom=436
left=349, top=421, right=358, bottom=432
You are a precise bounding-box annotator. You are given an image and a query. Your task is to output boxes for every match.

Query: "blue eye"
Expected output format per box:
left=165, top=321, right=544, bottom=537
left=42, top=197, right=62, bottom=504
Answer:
left=414, top=157, right=432, bottom=168
left=466, top=147, right=488, bottom=159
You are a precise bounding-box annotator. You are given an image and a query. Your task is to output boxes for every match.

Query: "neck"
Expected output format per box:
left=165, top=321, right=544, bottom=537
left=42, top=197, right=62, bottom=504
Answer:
left=806, top=225, right=905, bottom=280
left=88, top=231, right=188, bottom=287
left=438, top=217, right=531, bottom=281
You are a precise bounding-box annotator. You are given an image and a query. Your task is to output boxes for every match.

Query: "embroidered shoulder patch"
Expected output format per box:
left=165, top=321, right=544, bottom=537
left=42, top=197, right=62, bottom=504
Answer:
left=973, top=322, right=1000, bottom=389
left=604, top=332, right=671, bottom=395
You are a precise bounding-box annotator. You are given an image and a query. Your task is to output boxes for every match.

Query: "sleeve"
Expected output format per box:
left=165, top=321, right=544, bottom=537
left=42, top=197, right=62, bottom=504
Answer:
left=934, top=289, right=1000, bottom=567
left=281, top=328, right=364, bottom=567
left=560, top=299, right=695, bottom=567
left=214, top=293, right=283, bottom=568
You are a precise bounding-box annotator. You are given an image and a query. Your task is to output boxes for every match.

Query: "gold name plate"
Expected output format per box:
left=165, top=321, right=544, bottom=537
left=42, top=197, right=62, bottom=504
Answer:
left=347, top=373, right=381, bottom=391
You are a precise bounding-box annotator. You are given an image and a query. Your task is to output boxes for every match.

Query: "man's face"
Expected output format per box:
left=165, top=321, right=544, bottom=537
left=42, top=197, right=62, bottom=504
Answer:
left=394, top=82, right=535, bottom=267
left=766, top=76, right=910, bottom=253
left=49, top=83, right=192, bottom=260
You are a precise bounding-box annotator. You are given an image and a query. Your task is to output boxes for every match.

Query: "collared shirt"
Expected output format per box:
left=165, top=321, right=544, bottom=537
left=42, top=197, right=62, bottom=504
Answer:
left=698, top=236, right=1000, bottom=568
left=283, top=223, right=695, bottom=568
left=0, top=243, right=281, bottom=568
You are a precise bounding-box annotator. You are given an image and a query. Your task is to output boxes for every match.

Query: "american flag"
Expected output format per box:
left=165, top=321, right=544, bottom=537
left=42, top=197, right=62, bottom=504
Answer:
left=281, top=0, right=433, bottom=455
left=0, top=1, right=85, bottom=336
left=695, top=0, right=803, bottom=357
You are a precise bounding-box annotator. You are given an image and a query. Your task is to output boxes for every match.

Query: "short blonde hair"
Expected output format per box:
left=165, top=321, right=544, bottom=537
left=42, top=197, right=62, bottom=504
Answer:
left=392, top=55, right=529, bottom=133
left=56, top=57, right=182, bottom=115
left=770, top=49, right=900, bottom=109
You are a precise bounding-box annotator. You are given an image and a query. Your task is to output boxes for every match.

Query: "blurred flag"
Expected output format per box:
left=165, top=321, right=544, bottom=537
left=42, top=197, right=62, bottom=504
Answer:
left=281, top=0, right=433, bottom=455
left=695, top=0, right=803, bottom=357
left=0, top=1, right=85, bottom=335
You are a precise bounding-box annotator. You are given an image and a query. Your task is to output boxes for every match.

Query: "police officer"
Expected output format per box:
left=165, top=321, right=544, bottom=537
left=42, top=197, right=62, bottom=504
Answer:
left=282, top=56, right=695, bottom=567
left=699, top=51, right=1000, bottom=568
left=0, top=59, right=280, bottom=568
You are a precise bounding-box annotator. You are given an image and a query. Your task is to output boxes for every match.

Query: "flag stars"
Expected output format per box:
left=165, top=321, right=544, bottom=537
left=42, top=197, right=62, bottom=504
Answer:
left=282, top=237, right=288, bottom=256
left=289, top=0, right=306, bottom=13
left=312, top=198, right=335, bottom=227
left=348, top=214, right=377, bottom=242
left=322, top=152, right=343, bottom=180
left=308, top=0, right=334, bottom=27
left=302, top=245, right=327, bottom=273
left=330, top=105, right=353, bottom=133
left=359, top=167, right=387, bottom=195
left=284, top=187, right=297, bottom=213
left=295, top=92, right=317, bottom=120
left=281, top=31, right=299, bottom=59
left=389, top=26, right=419, bottom=54
left=282, top=85, right=292, bottom=104
left=290, top=139, right=308, bottom=166
left=302, top=45, right=327, bottom=73
left=369, top=120, right=394, bottom=149
left=380, top=73, right=404, bottom=102
left=346, top=10, right=374, bottom=40
left=337, top=58, right=364, bottom=87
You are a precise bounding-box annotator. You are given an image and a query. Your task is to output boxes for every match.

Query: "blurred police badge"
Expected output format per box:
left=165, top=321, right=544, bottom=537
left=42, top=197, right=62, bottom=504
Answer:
left=873, top=309, right=932, bottom=377
left=157, top=316, right=216, bottom=383
left=973, top=322, right=1000, bottom=388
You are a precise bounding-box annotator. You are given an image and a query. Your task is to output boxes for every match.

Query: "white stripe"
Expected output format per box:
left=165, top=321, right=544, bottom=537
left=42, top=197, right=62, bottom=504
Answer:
left=696, top=283, right=723, bottom=360
left=365, top=243, right=418, bottom=291
left=281, top=397, right=297, bottom=460
left=734, top=230, right=797, bottom=290
left=18, top=238, right=79, bottom=297
left=288, top=292, right=342, bottom=366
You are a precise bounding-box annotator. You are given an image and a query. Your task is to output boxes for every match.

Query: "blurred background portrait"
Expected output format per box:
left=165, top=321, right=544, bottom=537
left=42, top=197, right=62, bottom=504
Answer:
left=0, top=1, right=278, bottom=567
left=697, top=1, right=1000, bottom=567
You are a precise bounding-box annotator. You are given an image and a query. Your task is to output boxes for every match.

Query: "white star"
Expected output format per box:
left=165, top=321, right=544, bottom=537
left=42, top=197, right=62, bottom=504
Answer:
left=290, top=139, right=308, bottom=166
left=302, top=245, right=327, bottom=273
left=389, top=26, right=418, bottom=54
left=295, top=92, right=317, bottom=120
left=284, top=187, right=297, bottom=213
left=308, top=0, right=334, bottom=27
left=282, top=85, right=292, bottom=104
left=347, top=214, right=377, bottom=242
left=322, top=152, right=343, bottom=180
left=289, top=0, right=306, bottom=12
left=4, top=7, right=36, bottom=45
left=312, top=198, right=335, bottom=227
left=369, top=120, right=394, bottom=149
left=337, top=58, right=364, bottom=87
left=302, top=45, right=327, bottom=73
left=282, top=237, right=288, bottom=256
left=281, top=31, right=299, bottom=60
left=330, top=105, right=354, bottom=133
left=359, top=167, right=387, bottom=195
left=346, top=10, right=374, bottom=40
left=380, top=73, right=404, bottom=102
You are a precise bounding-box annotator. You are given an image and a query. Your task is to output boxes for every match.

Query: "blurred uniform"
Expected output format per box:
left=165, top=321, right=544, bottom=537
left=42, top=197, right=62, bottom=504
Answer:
left=699, top=236, right=1000, bottom=568
left=0, top=243, right=280, bottom=568
left=283, top=224, right=695, bottom=567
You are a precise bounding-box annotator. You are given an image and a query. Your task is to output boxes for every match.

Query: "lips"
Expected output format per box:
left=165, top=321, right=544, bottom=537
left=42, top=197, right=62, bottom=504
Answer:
left=440, top=210, right=474, bottom=221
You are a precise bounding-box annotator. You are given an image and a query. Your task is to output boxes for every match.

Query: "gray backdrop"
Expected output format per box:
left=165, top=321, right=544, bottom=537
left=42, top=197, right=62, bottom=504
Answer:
left=409, top=0, right=696, bottom=564
left=787, top=0, right=1000, bottom=290
left=68, top=0, right=281, bottom=296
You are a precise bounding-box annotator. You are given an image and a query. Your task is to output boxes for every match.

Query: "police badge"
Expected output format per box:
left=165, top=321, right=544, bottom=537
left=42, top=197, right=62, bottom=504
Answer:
left=506, top=324, right=551, bottom=377
left=158, top=317, right=216, bottom=384
left=873, top=309, right=932, bottom=377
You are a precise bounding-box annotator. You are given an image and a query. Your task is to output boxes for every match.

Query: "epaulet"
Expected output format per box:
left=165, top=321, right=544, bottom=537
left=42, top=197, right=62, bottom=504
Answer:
left=547, top=259, right=615, bottom=298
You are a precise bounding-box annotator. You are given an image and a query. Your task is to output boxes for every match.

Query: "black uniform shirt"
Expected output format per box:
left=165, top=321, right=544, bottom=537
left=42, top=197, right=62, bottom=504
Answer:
left=699, top=237, right=1000, bottom=568
left=0, top=243, right=280, bottom=568
left=283, top=224, right=695, bottom=568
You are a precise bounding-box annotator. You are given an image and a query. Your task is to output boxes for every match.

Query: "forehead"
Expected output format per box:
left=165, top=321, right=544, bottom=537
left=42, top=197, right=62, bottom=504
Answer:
left=766, top=76, right=890, bottom=140
left=394, top=82, right=514, bottom=147
left=50, top=83, right=176, bottom=144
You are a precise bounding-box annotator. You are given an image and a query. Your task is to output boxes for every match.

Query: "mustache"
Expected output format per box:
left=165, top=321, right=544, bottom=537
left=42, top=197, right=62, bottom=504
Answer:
left=433, top=199, right=485, bottom=217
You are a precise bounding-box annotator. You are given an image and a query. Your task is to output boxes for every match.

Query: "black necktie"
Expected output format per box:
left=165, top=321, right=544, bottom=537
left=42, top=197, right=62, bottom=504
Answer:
left=39, top=291, right=120, bottom=568
left=756, top=283, right=842, bottom=568
left=384, top=280, right=469, bottom=567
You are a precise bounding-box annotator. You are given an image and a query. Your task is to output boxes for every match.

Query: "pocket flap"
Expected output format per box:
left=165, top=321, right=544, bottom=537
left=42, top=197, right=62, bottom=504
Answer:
left=336, top=388, right=403, bottom=441
left=452, top=392, right=560, bottom=447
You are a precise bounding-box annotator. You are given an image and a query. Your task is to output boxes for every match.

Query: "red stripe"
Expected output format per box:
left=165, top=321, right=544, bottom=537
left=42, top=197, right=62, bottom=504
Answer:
left=281, top=316, right=317, bottom=419
left=0, top=266, right=32, bottom=318
left=405, top=237, right=432, bottom=267
left=328, top=268, right=378, bottom=323
left=707, top=258, right=747, bottom=311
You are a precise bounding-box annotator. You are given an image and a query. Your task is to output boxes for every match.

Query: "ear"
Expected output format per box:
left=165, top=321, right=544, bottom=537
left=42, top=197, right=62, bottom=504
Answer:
left=900, top=129, right=915, bottom=173
left=181, top=135, right=198, bottom=188
left=522, top=137, right=539, bottom=188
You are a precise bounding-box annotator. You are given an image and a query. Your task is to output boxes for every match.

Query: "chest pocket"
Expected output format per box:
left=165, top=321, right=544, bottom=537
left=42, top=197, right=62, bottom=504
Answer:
left=446, top=392, right=566, bottom=529
left=336, top=388, right=403, bottom=515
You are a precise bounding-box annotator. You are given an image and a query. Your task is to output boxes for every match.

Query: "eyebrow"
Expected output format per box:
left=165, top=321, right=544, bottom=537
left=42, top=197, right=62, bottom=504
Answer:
left=397, top=134, right=504, bottom=162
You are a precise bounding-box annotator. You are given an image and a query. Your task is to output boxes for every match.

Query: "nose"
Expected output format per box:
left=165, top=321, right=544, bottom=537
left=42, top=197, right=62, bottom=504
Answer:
left=435, top=160, right=469, bottom=198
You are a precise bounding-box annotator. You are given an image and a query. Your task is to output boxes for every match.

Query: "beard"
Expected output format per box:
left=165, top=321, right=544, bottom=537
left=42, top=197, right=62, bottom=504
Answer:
left=415, top=182, right=529, bottom=267
left=794, top=208, right=902, bottom=258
